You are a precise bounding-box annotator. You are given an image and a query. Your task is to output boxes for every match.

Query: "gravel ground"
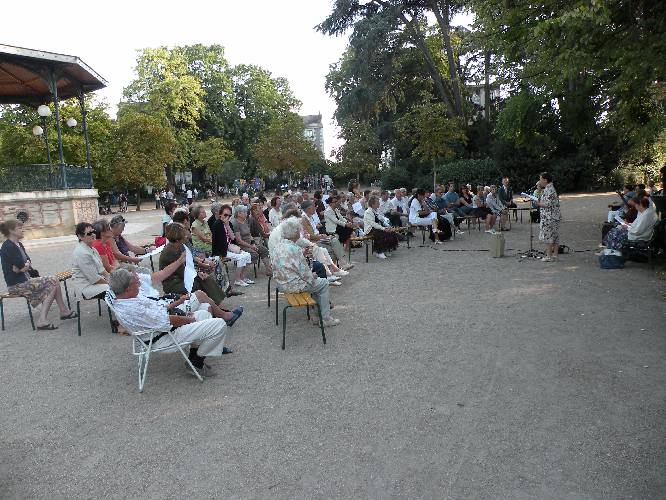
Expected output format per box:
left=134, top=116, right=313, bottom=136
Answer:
left=0, top=193, right=664, bottom=499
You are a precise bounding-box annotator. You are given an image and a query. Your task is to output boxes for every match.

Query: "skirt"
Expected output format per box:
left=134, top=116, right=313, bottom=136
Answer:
left=335, top=225, right=354, bottom=245
left=368, top=228, right=399, bottom=253
left=8, top=276, right=58, bottom=308
left=603, top=226, right=629, bottom=251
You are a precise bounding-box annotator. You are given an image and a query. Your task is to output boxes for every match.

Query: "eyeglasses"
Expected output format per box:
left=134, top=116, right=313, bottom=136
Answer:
left=222, top=213, right=231, bottom=217
left=84, top=231, right=95, bottom=236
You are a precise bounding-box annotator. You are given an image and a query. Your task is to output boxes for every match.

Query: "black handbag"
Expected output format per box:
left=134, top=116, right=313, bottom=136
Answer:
left=27, top=268, right=40, bottom=278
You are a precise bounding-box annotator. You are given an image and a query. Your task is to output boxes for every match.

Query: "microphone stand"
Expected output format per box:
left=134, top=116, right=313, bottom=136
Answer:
left=520, top=197, right=545, bottom=259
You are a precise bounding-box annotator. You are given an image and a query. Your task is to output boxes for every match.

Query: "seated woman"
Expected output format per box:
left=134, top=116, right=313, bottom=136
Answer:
left=486, top=185, right=509, bottom=231
left=363, top=196, right=399, bottom=259
left=0, top=220, right=76, bottom=330
left=248, top=202, right=272, bottom=242
left=323, top=195, right=356, bottom=259
left=72, top=221, right=110, bottom=300
left=91, top=219, right=120, bottom=273
left=159, top=222, right=226, bottom=306
left=268, top=196, right=282, bottom=228
left=603, top=196, right=658, bottom=252
left=272, top=217, right=340, bottom=328
left=408, top=188, right=441, bottom=238
left=300, top=201, right=348, bottom=279
left=170, top=211, right=231, bottom=296
left=230, top=205, right=272, bottom=276
left=472, top=187, right=496, bottom=233
left=109, top=215, right=155, bottom=267
left=190, top=204, right=213, bottom=254
left=216, top=204, right=254, bottom=288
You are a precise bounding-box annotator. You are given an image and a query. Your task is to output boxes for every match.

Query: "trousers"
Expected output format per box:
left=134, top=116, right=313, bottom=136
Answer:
left=302, top=277, right=331, bottom=319
left=153, top=309, right=226, bottom=357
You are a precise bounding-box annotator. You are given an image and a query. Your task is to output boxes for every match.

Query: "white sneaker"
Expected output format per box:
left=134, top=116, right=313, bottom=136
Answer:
left=456, top=229, right=465, bottom=235
left=374, top=252, right=387, bottom=259
left=234, top=280, right=250, bottom=287
left=329, top=280, right=342, bottom=286
left=322, top=317, right=340, bottom=327
left=243, top=279, right=255, bottom=285
left=334, top=269, right=349, bottom=277
left=485, top=229, right=493, bottom=234
left=327, top=275, right=340, bottom=282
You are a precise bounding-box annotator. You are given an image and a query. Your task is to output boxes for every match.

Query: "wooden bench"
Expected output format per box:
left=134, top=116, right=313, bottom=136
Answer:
left=0, top=292, right=35, bottom=331
left=349, top=235, right=374, bottom=263
left=462, top=215, right=482, bottom=231
left=56, top=270, right=73, bottom=309
left=274, top=290, right=326, bottom=350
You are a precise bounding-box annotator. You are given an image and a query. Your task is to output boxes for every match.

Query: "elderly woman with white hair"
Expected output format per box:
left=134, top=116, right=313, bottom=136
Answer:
left=231, top=204, right=272, bottom=276
left=271, top=217, right=340, bottom=327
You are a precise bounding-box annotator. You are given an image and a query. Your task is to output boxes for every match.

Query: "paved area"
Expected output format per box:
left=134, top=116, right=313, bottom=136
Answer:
left=1, top=194, right=664, bottom=498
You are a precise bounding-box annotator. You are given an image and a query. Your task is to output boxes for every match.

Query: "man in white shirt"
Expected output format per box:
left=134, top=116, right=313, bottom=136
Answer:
left=108, top=269, right=238, bottom=377
left=186, top=188, right=193, bottom=205
left=388, top=189, right=409, bottom=228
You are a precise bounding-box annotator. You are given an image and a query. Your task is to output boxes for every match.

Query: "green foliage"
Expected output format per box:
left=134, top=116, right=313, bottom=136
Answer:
left=435, top=158, right=502, bottom=189
left=193, top=137, right=234, bottom=176
left=331, top=120, right=381, bottom=179
left=112, top=113, right=175, bottom=191
left=254, top=112, right=320, bottom=177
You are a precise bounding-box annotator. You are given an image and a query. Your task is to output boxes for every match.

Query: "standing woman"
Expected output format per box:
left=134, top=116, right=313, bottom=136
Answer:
left=363, top=196, right=399, bottom=259
left=536, top=172, right=562, bottom=262
left=0, top=220, right=76, bottom=329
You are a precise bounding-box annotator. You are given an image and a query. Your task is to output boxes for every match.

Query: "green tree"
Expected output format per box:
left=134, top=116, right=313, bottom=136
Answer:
left=192, top=136, right=234, bottom=178
left=331, top=120, right=381, bottom=180
left=112, top=114, right=175, bottom=210
left=254, top=112, right=320, bottom=178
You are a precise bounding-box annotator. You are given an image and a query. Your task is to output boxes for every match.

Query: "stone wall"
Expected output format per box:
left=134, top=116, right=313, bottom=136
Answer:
left=0, top=189, right=98, bottom=239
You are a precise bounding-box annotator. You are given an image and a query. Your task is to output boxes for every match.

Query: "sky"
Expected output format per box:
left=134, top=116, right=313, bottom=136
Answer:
left=3, top=1, right=473, bottom=161
left=3, top=0, right=350, bottom=159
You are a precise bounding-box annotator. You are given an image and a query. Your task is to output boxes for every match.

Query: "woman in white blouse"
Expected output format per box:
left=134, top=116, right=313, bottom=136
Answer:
left=268, top=196, right=282, bottom=228
left=363, top=196, right=400, bottom=259
left=408, top=188, right=441, bottom=237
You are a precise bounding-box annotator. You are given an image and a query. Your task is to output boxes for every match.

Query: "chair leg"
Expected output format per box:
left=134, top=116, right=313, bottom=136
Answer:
left=282, top=305, right=292, bottom=350
left=253, top=262, right=258, bottom=279
left=314, top=303, right=326, bottom=345
left=365, top=241, right=369, bottom=263
left=26, top=297, right=35, bottom=330
left=63, top=280, right=71, bottom=309
left=0, top=298, right=4, bottom=331
left=167, top=332, right=203, bottom=384
left=267, top=275, right=272, bottom=308
left=275, top=288, right=279, bottom=326
left=97, top=298, right=102, bottom=316
left=107, top=304, right=114, bottom=332
left=306, top=305, right=311, bottom=320
left=77, top=301, right=82, bottom=336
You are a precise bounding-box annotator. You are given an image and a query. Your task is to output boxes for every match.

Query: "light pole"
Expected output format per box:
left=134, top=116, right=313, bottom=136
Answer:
left=35, top=104, right=52, bottom=166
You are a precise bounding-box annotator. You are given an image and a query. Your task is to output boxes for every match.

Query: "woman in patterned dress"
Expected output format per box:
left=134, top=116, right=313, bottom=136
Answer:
left=536, top=172, right=562, bottom=262
left=0, top=220, right=76, bottom=329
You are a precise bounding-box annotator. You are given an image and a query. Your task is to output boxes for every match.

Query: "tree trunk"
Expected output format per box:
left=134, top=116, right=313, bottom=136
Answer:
left=400, top=12, right=457, bottom=119
left=432, top=0, right=464, bottom=119
left=484, top=50, right=491, bottom=121
left=136, top=189, right=141, bottom=211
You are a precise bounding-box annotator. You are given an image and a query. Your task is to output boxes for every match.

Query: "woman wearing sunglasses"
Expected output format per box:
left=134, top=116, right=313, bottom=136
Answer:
left=71, top=222, right=110, bottom=302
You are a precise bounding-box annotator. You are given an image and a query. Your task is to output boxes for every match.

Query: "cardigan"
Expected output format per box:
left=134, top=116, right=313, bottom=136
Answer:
left=0, top=239, right=29, bottom=286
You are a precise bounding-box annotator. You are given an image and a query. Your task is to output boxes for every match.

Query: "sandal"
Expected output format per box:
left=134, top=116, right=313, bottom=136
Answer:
left=225, top=306, right=244, bottom=327
left=37, top=323, right=58, bottom=330
left=60, top=311, right=78, bottom=320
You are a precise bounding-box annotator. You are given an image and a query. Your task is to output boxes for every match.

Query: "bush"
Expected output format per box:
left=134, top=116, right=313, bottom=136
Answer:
left=435, top=158, right=503, bottom=189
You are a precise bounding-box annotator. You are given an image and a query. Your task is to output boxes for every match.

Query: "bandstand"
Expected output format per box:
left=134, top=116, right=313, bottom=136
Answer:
left=0, top=44, right=107, bottom=238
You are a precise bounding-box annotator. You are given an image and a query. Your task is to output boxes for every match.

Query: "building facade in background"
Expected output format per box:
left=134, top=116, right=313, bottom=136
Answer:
left=301, top=114, right=325, bottom=156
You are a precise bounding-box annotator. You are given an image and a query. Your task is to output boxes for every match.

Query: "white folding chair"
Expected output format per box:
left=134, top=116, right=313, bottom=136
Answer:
left=105, top=295, right=203, bottom=393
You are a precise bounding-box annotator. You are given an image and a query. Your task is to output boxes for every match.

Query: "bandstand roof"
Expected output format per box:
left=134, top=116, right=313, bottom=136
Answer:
left=0, top=44, right=107, bottom=106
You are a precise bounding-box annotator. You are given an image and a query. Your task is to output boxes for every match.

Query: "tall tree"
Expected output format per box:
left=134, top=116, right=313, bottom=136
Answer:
left=112, top=113, right=175, bottom=210
left=254, top=112, right=320, bottom=178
